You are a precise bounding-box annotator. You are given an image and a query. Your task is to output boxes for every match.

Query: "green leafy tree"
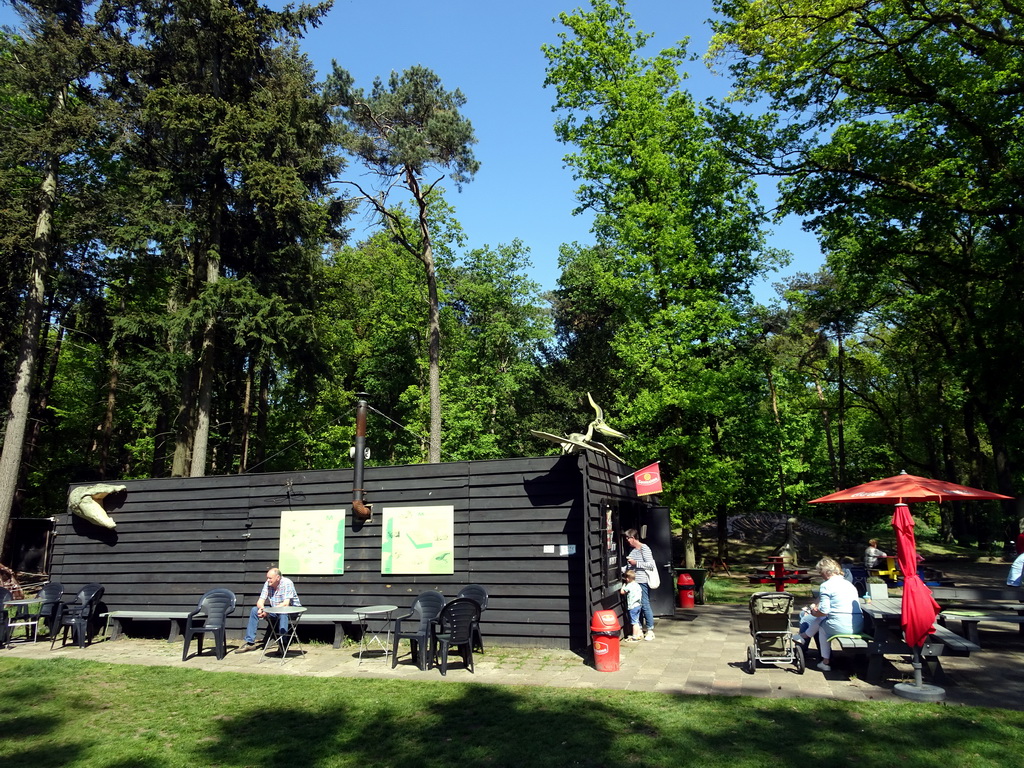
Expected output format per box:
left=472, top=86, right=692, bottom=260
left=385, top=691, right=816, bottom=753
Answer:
left=442, top=239, right=553, bottom=460
left=544, top=0, right=781, bottom=561
left=264, top=224, right=430, bottom=471
left=100, top=0, right=344, bottom=477
left=328, top=64, right=479, bottom=463
left=0, top=1, right=109, bottom=548
left=710, top=0, right=1024, bottom=532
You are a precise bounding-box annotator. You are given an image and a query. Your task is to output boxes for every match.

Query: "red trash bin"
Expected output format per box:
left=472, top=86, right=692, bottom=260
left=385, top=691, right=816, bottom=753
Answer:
left=591, top=609, right=621, bottom=672
left=677, top=573, right=695, bottom=609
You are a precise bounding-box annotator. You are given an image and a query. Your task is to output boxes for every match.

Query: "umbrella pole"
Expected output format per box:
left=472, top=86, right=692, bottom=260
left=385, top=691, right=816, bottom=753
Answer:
left=893, top=646, right=945, bottom=703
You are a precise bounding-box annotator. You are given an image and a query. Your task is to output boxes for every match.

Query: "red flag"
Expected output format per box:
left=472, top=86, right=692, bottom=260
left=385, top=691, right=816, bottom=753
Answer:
left=634, top=462, right=662, bottom=496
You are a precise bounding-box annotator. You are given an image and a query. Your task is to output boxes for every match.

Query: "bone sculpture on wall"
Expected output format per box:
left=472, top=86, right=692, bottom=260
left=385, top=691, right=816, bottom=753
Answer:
left=68, top=483, right=126, bottom=529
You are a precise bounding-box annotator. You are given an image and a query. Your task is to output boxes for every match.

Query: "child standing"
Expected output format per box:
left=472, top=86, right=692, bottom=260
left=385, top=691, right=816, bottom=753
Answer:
left=620, top=570, right=643, bottom=642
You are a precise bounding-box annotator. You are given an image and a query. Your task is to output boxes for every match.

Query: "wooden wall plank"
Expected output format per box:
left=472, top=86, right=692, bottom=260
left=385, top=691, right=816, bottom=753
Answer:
left=49, top=453, right=656, bottom=649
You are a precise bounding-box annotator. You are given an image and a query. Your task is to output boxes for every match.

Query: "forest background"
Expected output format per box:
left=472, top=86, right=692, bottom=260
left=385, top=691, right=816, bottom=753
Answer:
left=2, top=0, right=1022, bottom=563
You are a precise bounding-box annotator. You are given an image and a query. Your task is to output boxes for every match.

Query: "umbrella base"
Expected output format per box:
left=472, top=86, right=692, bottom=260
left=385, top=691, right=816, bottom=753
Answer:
left=893, top=682, right=946, bottom=703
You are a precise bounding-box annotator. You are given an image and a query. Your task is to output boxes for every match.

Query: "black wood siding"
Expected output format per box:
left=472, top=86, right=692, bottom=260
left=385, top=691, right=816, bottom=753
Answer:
left=51, top=453, right=654, bottom=649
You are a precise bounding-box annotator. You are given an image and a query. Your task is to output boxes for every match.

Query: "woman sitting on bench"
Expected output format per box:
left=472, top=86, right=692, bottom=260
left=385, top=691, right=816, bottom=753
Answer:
left=797, top=557, right=864, bottom=673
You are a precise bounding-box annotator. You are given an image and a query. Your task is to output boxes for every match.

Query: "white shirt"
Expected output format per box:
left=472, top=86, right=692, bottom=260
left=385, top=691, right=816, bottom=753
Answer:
left=1007, top=553, right=1024, bottom=587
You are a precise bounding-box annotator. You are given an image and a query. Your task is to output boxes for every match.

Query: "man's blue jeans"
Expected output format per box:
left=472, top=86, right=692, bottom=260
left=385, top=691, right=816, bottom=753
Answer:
left=245, top=606, right=289, bottom=644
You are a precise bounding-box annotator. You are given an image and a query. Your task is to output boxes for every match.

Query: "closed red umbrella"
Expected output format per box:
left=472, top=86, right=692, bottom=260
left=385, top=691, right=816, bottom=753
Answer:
left=891, top=503, right=940, bottom=648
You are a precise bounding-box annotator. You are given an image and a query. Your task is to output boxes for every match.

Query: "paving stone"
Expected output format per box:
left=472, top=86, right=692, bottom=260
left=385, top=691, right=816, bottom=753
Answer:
left=6, top=600, right=1020, bottom=710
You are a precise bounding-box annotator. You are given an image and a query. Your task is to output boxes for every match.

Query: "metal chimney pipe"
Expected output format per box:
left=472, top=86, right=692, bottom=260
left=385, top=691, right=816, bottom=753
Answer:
left=352, top=394, right=372, bottom=521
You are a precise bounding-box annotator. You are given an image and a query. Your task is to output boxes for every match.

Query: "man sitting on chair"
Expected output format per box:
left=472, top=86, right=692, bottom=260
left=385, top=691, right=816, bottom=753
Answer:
left=236, top=568, right=300, bottom=653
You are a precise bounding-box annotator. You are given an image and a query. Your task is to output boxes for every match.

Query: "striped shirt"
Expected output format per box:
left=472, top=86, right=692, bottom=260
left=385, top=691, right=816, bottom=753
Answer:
left=628, top=544, right=655, bottom=584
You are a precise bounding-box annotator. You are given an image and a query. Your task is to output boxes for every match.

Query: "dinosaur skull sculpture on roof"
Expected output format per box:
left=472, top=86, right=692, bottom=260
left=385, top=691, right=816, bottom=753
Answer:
left=530, top=393, right=628, bottom=463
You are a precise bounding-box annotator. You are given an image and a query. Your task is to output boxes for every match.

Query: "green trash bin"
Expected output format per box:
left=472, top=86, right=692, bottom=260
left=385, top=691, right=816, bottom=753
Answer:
left=675, top=569, right=708, bottom=605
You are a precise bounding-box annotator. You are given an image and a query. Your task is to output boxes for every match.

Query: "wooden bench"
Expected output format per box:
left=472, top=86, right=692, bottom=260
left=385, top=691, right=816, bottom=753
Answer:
left=103, top=610, right=369, bottom=649
left=926, top=623, right=981, bottom=654
left=821, top=633, right=877, bottom=675
left=915, top=624, right=981, bottom=681
left=829, top=633, right=873, bottom=652
left=299, top=612, right=360, bottom=649
left=939, top=611, right=1024, bottom=645
left=102, top=611, right=192, bottom=642
left=931, top=586, right=1024, bottom=604
left=931, top=586, right=1024, bottom=645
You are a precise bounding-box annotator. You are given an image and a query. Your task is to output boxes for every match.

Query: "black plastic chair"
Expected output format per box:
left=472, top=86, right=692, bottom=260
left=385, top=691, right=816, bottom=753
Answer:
left=431, top=597, right=480, bottom=676
left=35, top=582, right=64, bottom=639
left=457, top=584, right=489, bottom=652
left=5, top=583, right=61, bottom=645
left=51, top=583, right=105, bottom=649
left=181, top=588, right=237, bottom=661
left=391, top=590, right=445, bottom=670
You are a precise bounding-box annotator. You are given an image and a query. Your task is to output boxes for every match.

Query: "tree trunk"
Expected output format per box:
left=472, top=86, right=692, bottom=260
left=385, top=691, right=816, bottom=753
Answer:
left=238, top=353, right=255, bottom=473
left=836, top=328, right=846, bottom=489
left=170, top=276, right=194, bottom=477
left=959, top=397, right=985, bottom=542
left=152, top=407, right=169, bottom=478
left=94, top=347, right=120, bottom=480
left=255, top=361, right=271, bottom=468
left=0, top=147, right=58, bottom=553
left=409, top=170, right=442, bottom=463
left=424, top=243, right=442, bottom=464
left=190, top=245, right=220, bottom=477
left=23, top=305, right=65, bottom=480
left=171, top=369, right=194, bottom=477
left=976, top=404, right=1020, bottom=540
left=708, top=416, right=729, bottom=561
left=767, top=365, right=787, bottom=513
left=813, top=375, right=839, bottom=489
left=683, top=527, right=696, bottom=568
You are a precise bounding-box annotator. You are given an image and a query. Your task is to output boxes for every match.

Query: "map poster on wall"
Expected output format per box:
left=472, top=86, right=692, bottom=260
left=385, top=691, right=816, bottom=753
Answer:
left=278, top=509, right=346, bottom=575
left=381, top=505, right=455, bottom=575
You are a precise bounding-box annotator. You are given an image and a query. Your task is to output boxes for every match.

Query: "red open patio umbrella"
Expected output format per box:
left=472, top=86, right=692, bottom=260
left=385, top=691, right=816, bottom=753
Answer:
left=809, top=471, right=1012, bottom=701
left=808, top=472, right=1011, bottom=505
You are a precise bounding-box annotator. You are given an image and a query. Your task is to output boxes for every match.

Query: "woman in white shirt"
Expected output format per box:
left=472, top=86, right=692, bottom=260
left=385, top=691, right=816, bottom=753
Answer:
left=798, top=557, right=864, bottom=672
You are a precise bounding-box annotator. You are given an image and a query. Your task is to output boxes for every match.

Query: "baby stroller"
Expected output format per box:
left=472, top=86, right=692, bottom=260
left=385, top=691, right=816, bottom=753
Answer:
left=746, top=591, right=805, bottom=674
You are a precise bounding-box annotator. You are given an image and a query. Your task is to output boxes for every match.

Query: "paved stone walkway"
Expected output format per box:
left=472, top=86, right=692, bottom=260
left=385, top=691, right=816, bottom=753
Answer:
left=6, top=603, right=1022, bottom=710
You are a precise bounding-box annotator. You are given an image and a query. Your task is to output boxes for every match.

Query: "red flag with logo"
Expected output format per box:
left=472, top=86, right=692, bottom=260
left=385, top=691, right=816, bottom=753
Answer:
left=634, top=462, right=662, bottom=496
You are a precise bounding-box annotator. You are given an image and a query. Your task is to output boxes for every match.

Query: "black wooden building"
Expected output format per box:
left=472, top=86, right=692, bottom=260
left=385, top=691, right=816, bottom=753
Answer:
left=51, top=453, right=671, bottom=649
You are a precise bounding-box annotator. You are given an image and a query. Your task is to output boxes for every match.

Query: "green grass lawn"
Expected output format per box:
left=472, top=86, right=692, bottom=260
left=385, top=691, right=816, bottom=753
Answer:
left=2, top=657, right=1021, bottom=768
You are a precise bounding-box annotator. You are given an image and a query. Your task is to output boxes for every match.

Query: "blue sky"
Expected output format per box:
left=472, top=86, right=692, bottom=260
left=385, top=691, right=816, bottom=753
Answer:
left=1, top=0, right=823, bottom=302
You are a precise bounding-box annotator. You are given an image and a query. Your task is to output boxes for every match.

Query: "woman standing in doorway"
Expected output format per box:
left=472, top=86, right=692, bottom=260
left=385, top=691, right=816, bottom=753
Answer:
left=624, top=529, right=656, bottom=640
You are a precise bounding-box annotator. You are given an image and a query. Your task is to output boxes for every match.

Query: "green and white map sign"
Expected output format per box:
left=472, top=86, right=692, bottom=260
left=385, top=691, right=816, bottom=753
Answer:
left=278, top=509, right=346, bottom=575
left=381, top=505, right=455, bottom=575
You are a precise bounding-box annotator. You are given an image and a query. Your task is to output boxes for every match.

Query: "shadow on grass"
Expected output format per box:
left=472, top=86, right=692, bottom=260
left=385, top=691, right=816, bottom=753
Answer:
left=3, top=658, right=1024, bottom=768
left=202, top=677, right=1023, bottom=768
left=203, top=681, right=621, bottom=767
left=0, top=678, right=85, bottom=768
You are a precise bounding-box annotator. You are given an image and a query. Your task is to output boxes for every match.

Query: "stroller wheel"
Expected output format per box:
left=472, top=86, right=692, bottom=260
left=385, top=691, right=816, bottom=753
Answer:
left=746, top=644, right=756, bottom=674
left=794, top=643, right=805, bottom=674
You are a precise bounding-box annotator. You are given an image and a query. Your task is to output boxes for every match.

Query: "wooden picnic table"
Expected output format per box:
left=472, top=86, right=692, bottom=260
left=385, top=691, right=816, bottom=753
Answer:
left=932, top=586, right=1024, bottom=646
left=854, top=597, right=980, bottom=683
left=869, top=555, right=901, bottom=582
left=748, top=559, right=811, bottom=592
